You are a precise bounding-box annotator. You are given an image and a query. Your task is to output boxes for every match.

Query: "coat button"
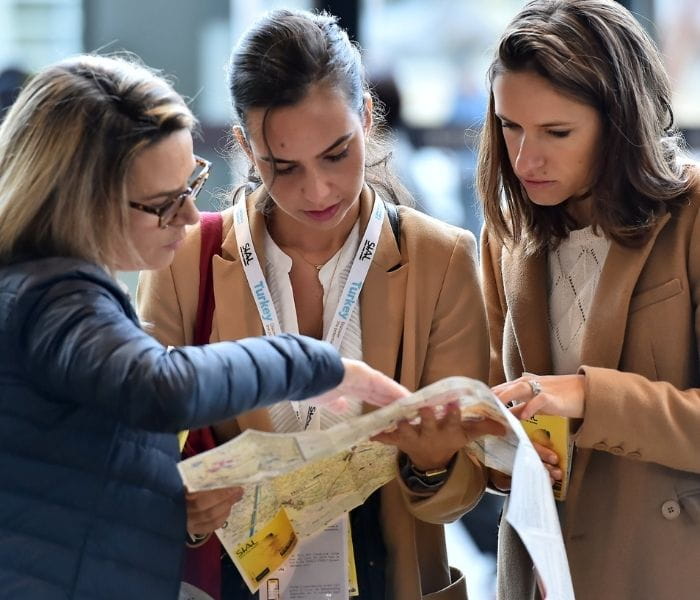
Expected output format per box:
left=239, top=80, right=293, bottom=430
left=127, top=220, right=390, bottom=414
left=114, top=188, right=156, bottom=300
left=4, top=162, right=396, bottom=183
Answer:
left=592, top=442, right=607, bottom=451
left=610, top=446, right=624, bottom=455
left=661, top=500, right=681, bottom=520
left=627, top=451, right=641, bottom=459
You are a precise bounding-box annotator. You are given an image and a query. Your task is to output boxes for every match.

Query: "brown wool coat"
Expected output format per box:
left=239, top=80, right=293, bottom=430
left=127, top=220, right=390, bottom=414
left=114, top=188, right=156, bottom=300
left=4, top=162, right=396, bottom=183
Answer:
left=137, top=186, right=490, bottom=600
left=481, top=185, right=700, bottom=600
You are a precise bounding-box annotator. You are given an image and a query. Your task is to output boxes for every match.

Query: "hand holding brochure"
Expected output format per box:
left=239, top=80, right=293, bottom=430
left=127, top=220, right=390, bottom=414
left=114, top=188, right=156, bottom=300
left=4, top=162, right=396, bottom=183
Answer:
left=178, top=376, right=575, bottom=599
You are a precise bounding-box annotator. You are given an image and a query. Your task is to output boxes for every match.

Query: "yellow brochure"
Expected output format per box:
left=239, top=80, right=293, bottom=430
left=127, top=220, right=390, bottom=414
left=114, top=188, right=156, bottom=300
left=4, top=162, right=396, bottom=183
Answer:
left=520, top=415, right=573, bottom=500
left=231, top=507, right=298, bottom=593
left=258, top=515, right=351, bottom=599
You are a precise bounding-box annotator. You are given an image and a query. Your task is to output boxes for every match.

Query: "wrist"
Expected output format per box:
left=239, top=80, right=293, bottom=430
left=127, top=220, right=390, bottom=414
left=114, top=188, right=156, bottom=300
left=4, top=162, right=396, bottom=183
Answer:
left=410, top=462, right=449, bottom=481
left=400, top=453, right=454, bottom=492
left=409, top=458, right=450, bottom=473
left=488, top=468, right=512, bottom=494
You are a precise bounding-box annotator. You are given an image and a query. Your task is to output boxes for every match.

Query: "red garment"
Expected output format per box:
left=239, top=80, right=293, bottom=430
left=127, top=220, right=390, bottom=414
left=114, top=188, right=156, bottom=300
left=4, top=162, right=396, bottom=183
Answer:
left=182, top=212, right=224, bottom=600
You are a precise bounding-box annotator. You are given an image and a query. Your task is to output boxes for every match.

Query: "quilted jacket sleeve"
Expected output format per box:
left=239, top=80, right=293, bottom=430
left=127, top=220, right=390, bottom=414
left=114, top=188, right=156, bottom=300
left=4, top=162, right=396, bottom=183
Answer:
left=11, top=263, right=344, bottom=432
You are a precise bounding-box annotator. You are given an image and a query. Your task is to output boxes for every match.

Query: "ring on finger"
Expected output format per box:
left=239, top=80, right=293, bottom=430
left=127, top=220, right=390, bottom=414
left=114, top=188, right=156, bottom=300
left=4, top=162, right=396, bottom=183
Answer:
left=527, top=379, right=542, bottom=398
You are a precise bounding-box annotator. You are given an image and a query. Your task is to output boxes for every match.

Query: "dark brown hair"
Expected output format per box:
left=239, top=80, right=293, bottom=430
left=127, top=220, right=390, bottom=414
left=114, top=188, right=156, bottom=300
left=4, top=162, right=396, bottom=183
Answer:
left=227, top=8, right=411, bottom=209
left=477, top=0, right=692, bottom=254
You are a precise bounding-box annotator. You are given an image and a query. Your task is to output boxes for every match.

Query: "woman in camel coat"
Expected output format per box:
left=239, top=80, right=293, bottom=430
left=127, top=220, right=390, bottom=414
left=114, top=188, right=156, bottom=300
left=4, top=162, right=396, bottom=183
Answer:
left=478, top=1, right=700, bottom=598
left=139, top=9, right=499, bottom=599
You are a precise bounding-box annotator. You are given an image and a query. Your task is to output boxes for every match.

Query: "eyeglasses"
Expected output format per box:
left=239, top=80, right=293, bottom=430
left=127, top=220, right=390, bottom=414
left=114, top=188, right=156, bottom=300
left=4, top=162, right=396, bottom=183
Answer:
left=129, top=156, right=211, bottom=228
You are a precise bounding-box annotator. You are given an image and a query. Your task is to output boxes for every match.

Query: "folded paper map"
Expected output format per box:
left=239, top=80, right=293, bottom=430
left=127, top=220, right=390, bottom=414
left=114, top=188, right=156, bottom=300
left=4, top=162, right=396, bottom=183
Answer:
left=178, top=376, right=575, bottom=599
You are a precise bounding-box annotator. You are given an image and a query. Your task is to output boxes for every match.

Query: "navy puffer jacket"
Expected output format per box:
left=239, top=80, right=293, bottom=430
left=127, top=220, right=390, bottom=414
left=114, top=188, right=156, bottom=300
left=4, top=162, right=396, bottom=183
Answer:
left=0, top=257, right=343, bottom=599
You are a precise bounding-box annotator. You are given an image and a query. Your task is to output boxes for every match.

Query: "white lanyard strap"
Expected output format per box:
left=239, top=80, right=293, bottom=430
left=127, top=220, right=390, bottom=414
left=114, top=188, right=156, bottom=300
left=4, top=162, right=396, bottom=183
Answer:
left=234, top=195, right=386, bottom=429
left=324, top=197, right=384, bottom=347
left=233, top=200, right=282, bottom=337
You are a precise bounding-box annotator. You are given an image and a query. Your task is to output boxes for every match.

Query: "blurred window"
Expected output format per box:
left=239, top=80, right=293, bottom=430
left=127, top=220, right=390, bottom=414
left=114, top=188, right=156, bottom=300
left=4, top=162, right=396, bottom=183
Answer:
left=359, top=0, right=525, bottom=230
left=360, top=0, right=524, bottom=129
left=0, top=0, right=82, bottom=72
left=656, top=0, right=700, bottom=129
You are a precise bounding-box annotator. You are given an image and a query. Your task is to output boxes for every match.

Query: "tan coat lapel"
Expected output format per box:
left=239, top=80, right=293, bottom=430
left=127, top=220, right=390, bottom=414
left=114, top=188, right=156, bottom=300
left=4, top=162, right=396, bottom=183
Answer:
left=211, top=192, right=267, bottom=342
left=358, top=187, right=406, bottom=411
left=580, top=212, right=671, bottom=368
left=502, top=242, right=553, bottom=377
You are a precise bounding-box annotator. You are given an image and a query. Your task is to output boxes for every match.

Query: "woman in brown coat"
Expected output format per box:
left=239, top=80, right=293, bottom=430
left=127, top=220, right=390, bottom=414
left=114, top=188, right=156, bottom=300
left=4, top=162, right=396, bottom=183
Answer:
left=138, top=9, right=502, bottom=600
left=477, top=1, right=700, bottom=598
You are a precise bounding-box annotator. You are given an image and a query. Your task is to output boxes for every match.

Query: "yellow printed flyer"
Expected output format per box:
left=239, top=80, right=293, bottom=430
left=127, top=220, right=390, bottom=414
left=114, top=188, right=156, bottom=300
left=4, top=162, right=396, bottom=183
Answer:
left=231, top=507, right=298, bottom=593
left=259, top=516, right=350, bottom=600
left=520, top=415, right=573, bottom=500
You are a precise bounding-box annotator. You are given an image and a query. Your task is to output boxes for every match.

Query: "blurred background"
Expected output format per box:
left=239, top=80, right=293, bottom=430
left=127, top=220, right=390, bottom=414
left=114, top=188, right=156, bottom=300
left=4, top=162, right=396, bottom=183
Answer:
left=1, top=0, right=698, bottom=597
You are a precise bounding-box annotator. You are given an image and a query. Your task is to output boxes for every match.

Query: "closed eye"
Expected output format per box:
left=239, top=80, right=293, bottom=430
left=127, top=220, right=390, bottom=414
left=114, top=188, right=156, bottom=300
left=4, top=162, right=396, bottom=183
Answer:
left=275, top=163, right=298, bottom=176
left=548, top=130, right=571, bottom=138
left=326, top=147, right=349, bottom=162
left=150, top=192, right=186, bottom=210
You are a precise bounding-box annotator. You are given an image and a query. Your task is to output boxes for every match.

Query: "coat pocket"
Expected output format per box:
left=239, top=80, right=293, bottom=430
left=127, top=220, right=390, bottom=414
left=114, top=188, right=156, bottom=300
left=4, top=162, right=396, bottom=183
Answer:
left=677, top=487, right=700, bottom=525
left=629, top=278, right=682, bottom=313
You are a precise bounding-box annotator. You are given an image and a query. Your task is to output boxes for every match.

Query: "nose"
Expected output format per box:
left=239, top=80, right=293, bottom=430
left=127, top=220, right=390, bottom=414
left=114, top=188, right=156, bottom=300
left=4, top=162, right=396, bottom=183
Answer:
left=301, top=167, right=332, bottom=206
left=171, top=194, right=199, bottom=227
left=512, top=134, right=546, bottom=178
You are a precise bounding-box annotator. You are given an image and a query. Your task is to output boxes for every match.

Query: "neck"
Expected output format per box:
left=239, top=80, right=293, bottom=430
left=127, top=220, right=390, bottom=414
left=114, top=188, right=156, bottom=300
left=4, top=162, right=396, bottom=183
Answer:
left=268, top=200, right=360, bottom=260
left=566, top=195, right=593, bottom=228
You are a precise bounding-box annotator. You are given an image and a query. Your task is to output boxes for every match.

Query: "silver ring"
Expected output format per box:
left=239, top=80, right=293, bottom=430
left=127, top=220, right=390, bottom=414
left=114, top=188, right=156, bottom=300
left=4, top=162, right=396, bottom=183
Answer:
left=528, top=379, right=542, bottom=398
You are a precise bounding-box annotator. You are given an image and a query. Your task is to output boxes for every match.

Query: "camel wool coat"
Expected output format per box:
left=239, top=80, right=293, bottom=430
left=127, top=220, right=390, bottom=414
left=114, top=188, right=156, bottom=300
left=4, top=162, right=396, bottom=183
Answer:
left=138, top=186, right=490, bottom=600
left=482, top=185, right=700, bottom=599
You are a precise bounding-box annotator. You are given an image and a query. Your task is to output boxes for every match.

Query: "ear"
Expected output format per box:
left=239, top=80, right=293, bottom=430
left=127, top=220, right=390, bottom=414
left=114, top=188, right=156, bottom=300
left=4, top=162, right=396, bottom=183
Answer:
left=362, top=93, right=373, bottom=134
left=233, top=126, right=254, bottom=162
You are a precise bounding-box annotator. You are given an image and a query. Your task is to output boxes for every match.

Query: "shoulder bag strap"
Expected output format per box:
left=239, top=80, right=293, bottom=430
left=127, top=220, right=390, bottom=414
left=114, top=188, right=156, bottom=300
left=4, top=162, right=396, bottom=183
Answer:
left=182, top=211, right=225, bottom=600
left=384, top=201, right=401, bottom=246
left=193, top=212, right=224, bottom=345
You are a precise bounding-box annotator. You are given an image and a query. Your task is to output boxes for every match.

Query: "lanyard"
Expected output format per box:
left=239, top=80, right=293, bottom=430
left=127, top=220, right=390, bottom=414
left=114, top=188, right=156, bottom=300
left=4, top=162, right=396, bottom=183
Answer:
left=233, top=195, right=386, bottom=430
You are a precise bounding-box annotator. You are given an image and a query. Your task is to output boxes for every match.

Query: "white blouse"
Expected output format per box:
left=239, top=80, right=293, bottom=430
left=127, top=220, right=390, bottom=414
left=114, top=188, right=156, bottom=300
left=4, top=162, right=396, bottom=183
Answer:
left=263, top=222, right=364, bottom=432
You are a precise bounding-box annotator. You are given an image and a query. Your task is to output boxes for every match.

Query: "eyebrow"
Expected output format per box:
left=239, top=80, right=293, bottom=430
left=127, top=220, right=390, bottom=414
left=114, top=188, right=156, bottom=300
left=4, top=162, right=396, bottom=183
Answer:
left=260, top=132, right=353, bottom=164
left=142, top=187, right=187, bottom=202
left=496, top=113, right=575, bottom=128
left=140, top=159, right=198, bottom=201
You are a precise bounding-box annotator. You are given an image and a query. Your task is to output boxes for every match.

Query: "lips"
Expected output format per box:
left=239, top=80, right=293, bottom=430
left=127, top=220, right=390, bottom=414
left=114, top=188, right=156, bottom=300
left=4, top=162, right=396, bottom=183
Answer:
left=303, top=202, right=341, bottom=222
left=521, top=179, right=556, bottom=187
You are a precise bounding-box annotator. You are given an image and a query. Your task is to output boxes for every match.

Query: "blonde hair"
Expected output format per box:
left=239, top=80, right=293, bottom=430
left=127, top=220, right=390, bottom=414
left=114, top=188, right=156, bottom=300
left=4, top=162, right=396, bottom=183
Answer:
left=477, top=0, right=692, bottom=254
left=0, top=54, right=196, bottom=268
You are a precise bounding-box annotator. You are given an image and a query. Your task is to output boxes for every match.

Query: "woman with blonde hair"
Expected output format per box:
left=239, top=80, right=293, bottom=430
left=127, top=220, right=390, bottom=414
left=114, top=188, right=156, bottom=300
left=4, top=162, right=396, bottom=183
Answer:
left=138, top=8, right=503, bottom=600
left=477, top=0, right=700, bottom=597
left=0, top=54, right=406, bottom=599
